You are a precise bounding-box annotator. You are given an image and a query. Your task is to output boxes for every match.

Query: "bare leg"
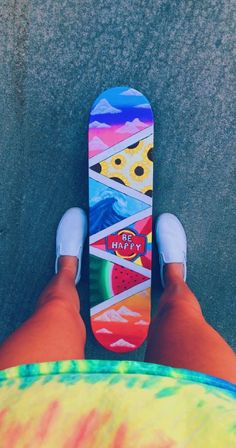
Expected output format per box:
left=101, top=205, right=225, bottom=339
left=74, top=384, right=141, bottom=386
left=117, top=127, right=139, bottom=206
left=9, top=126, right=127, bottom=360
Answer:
left=0, top=256, right=86, bottom=370
left=145, top=264, right=236, bottom=383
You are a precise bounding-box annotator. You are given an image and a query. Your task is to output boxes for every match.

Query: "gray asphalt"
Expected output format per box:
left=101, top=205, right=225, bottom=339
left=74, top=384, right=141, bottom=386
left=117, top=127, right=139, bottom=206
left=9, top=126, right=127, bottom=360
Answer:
left=0, top=0, right=235, bottom=361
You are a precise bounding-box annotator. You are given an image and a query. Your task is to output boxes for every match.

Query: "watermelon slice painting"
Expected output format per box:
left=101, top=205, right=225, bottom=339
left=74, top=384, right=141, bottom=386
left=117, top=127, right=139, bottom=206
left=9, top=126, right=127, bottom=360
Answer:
left=89, top=86, right=154, bottom=352
left=89, top=254, right=149, bottom=307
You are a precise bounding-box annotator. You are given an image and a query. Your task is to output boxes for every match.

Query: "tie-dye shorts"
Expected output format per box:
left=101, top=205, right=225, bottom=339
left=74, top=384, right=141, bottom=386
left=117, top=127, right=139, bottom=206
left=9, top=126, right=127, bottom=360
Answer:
left=0, top=359, right=235, bottom=447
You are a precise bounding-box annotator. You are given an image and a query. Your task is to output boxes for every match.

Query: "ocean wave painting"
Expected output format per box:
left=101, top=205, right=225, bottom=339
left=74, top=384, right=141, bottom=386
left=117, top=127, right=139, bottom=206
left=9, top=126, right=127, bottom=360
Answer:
left=89, top=178, right=149, bottom=235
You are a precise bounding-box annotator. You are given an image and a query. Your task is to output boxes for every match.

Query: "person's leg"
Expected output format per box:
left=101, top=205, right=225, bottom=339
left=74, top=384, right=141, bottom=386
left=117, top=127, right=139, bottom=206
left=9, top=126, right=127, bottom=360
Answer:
left=145, top=264, right=236, bottom=383
left=0, top=256, right=86, bottom=370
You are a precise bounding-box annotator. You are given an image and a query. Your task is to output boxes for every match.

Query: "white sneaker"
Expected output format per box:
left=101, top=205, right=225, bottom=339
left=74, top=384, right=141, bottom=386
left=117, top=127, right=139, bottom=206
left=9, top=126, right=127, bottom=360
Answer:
left=156, top=213, right=187, bottom=288
left=55, top=208, right=87, bottom=284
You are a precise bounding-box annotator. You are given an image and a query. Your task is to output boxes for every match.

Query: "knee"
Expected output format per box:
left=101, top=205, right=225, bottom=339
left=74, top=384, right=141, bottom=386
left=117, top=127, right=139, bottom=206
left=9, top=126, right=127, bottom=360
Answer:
left=34, top=298, right=86, bottom=336
left=165, top=281, right=192, bottom=297
left=156, top=299, right=203, bottom=321
left=37, top=296, right=78, bottom=318
left=159, top=283, right=202, bottom=315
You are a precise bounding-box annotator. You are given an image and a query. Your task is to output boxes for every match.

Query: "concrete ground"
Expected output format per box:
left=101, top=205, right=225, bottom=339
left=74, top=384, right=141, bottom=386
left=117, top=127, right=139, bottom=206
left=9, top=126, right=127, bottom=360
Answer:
left=0, top=0, right=235, bottom=361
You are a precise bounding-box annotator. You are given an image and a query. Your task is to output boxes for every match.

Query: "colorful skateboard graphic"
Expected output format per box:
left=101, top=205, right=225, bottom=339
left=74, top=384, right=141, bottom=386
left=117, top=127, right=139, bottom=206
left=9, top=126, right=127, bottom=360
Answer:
left=88, top=86, right=154, bottom=352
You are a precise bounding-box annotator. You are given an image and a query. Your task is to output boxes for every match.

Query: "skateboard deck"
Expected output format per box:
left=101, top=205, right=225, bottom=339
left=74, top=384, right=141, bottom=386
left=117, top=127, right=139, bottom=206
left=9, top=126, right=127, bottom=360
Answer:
left=88, top=86, right=154, bottom=352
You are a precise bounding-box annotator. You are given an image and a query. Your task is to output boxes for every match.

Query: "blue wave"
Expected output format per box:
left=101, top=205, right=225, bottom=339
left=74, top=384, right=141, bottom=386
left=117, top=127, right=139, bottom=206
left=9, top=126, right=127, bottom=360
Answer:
left=90, top=198, right=126, bottom=235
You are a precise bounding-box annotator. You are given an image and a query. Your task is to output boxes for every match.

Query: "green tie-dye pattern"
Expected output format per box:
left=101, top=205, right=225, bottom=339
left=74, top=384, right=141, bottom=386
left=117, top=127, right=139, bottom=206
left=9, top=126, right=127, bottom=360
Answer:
left=0, top=359, right=235, bottom=394
left=125, top=376, right=138, bottom=388
left=109, top=375, right=121, bottom=385
left=42, top=375, right=54, bottom=386
left=4, top=379, right=15, bottom=388
left=141, top=377, right=162, bottom=389
left=58, top=373, right=80, bottom=386
left=19, top=376, right=37, bottom=390
left=83, top=373, right=105, bottom=385
left=51, top=361, right=60, bottom=375
left=17, top=365, right=37, bottom=389
left=155, top=385, right=181, bottom=398
left=197, top=399, right=205, bottom=407
left=230, top=423, right=236, bottom=434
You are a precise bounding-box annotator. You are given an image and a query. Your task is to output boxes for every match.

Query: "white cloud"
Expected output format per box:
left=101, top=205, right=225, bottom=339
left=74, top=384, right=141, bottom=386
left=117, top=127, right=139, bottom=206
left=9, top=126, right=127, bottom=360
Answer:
left=91, top=99, right=121, bottom=115
left=121, top=88, right=142, bottom=96
left=89, top=136, right=108, bottom=150
left=118, top=306, right=141, bottom=317
left=134, top=319, right=149, bottom=326
left=135, top=103, right=151, bottom=109
left=94, top=309, right=128, bottom=322
left=89, top=121, right=111, bottom=128
left=96, top=328, right=113, bottom=334
left=116, top=118, right=147, bottom=134
left=110, top=338, right=136, bottom=348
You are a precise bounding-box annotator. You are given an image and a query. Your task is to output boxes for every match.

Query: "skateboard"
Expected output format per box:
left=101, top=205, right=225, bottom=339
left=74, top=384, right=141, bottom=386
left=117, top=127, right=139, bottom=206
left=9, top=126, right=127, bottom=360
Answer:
left=88, top=86, right=154, bottom=352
